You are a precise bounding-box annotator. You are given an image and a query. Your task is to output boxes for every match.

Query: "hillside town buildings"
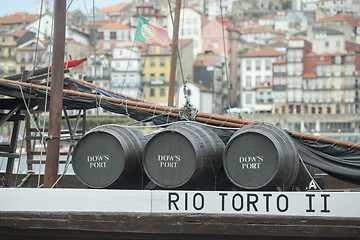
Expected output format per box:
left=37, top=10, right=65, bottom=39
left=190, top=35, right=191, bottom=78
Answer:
left=0, top=0, right=359, bottom=136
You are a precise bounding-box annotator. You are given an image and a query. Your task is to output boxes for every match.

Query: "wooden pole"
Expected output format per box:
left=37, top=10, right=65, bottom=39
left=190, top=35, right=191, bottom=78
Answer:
left=167, top=0, right=182, bottom=107
left=44, top=0, right=66, bottom=188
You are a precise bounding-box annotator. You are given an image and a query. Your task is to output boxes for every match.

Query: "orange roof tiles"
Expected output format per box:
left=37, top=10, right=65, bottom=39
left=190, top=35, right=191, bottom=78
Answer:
left=320, top=52, right=331, bottom=56
left=240, top=46, right=283, bottom=57
left=0, top=12, right=38, bottom=25
left=333, top=52, right=344, bottom=56
left=303, top=73, right=317, bottom=78
left=289, top=36, right=304, bottom=41
left=273, top=35, right=286, bottom=41
left=256, top=80, right=272, bottom=89
left=241, top=28, right=285, bottom=36
left=260, top=15, right=274, bottom=20
left=317, top=13, right=356, bottom=25
left=0, top=29, right=29, bottom=37
left=98, top=22, right=129, bottom=30
left=273, top=59, right=286, bottom=64
left=306, top=52, right=318, bottom=57
left=100, top=2, right=132, bottom=13
left=194, top=58, right=220, bottom=67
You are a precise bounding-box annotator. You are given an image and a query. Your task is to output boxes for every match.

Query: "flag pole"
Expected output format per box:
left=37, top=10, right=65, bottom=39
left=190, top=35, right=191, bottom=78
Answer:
left=167, top=0, right=182, bottom=107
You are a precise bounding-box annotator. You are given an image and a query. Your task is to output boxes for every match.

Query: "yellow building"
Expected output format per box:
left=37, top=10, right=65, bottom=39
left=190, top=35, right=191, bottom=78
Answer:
left=0, top=30, right=34, bottom=77
left=142, top=45, right=171, bottom=105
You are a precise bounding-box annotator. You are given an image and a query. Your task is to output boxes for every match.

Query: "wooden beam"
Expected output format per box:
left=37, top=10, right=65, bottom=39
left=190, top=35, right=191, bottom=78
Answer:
left=44, top=0, right=66, bottom=188
left=0, top=212, right=358, bottom=239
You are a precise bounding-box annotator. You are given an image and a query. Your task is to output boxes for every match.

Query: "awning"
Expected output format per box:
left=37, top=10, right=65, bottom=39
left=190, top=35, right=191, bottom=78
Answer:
left=254, top=105, right=273, bottom=111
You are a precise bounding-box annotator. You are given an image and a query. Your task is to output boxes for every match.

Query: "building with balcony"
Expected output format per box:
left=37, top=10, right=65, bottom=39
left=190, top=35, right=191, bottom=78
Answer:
left=111, top=42, right=143, bottom=99
left=302, top=50, right=360, bottom=115
left=97, top=22, right=131, bottom=50
left=239, top=46, right=283, bottom=112
left=286, top=37, right=312, bottom=114
left=272, top=59, right=287, bottom=114
left=141, top=45, right=171, bottom=105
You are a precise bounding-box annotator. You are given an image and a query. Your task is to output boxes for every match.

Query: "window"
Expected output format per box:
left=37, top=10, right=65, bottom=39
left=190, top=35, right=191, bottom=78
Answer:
left=150, top=88, right=155, bottom=97
left=255, top=76, right=261, bottom=86
left=334, top=65, right=341, bottom=76
left=160, top=88, right=165, bottom=97
left=289, top=104, right=294, bottom=114
left=336, top=40, right=340, bottom=47
left=246, top=76, right=251, bottom=88
left=160, top=57, right=165, bottom=67
left=327, top=106, right=331, bottom=114
left=110, top=31, right=117, bottom=40
left=150, top=58, right=155, bottom=67
left=160, top=73, right=165, bottom=82
left=255, top=60, right=261, bottom=71
left=246, top=60, right=251, bottom=71
left=149, top=45, right=155, bottom=53
left=265, top=60, right=271, bottom=70
left=334, top=78, right=341, bottom=89
left=98, top=32, right=104, bottom=39
left=274, top=64, right=279, bottom=72
left=212, top=41, right=219, bottom=49
left=150, top=73, right=155, bottom=81
left=325, top=41, right=329, bottom=47
left=245, top=93, right=252, bottom=105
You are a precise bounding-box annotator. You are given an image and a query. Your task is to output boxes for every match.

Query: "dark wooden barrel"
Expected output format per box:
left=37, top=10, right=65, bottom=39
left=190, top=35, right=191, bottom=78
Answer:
left=72, top=125, right=147, bottom=189
left=223, top=123, right=299, bottom=190
left=143, top=122, right=225, bottom=189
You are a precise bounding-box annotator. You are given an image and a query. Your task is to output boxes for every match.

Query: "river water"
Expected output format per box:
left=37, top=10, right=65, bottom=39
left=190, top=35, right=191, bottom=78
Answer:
left=0, top=156, right=74, bottom=174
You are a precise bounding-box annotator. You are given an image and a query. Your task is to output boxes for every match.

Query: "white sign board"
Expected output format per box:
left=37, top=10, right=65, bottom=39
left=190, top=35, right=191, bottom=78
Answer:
left=0, top=189, right=359, bottom=218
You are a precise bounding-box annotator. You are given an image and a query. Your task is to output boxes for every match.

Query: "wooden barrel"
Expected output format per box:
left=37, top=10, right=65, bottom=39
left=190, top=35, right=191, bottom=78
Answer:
left=143, top=122, right=225, bottom=189
left=223, top=123, right=299, bottom=190
left=72, top=125, right=147, bottom=189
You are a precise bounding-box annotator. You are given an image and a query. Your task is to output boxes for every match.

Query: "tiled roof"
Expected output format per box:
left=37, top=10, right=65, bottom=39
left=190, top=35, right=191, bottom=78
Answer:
left=0, top=29, right=29, bottom=37
left=306, top=52, right=318, bottom=57
left=256, top=80, right=272, bottom=89
left=98, top=22, right=129, bottom=30
left=295, top=27, right=344, bottom=36
left=239, top=46, right=283, bottom=57
left=260, top=15, right=274, bottom=20
left=100, top=2, right=132, bottom=13
left=333, top=52, right=344, bottom=56
left=0, top=12, right=38, bottom=25
left=194, top=58, right=220, bottom=67
left=320, top=52, right=331, bottom=56
left=273, top=59, right=286, bottom=64
left=317, top=13, right=356, bottom=25
left=241, top=28, right=286, bottom=36
left=289, top=36, right=304, bottom=41
left=303, top=73, right=317, bottom=78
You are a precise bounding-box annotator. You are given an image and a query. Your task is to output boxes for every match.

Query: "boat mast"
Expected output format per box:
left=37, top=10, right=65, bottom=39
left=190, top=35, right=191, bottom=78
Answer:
left=167, top=0, right=181, bottom=107
left=44, top=0, right=66, bottom=188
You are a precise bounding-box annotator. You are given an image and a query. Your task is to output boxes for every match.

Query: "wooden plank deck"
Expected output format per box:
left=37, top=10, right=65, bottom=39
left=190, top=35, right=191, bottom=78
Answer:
left=0, top=211, right=359, bottom=240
